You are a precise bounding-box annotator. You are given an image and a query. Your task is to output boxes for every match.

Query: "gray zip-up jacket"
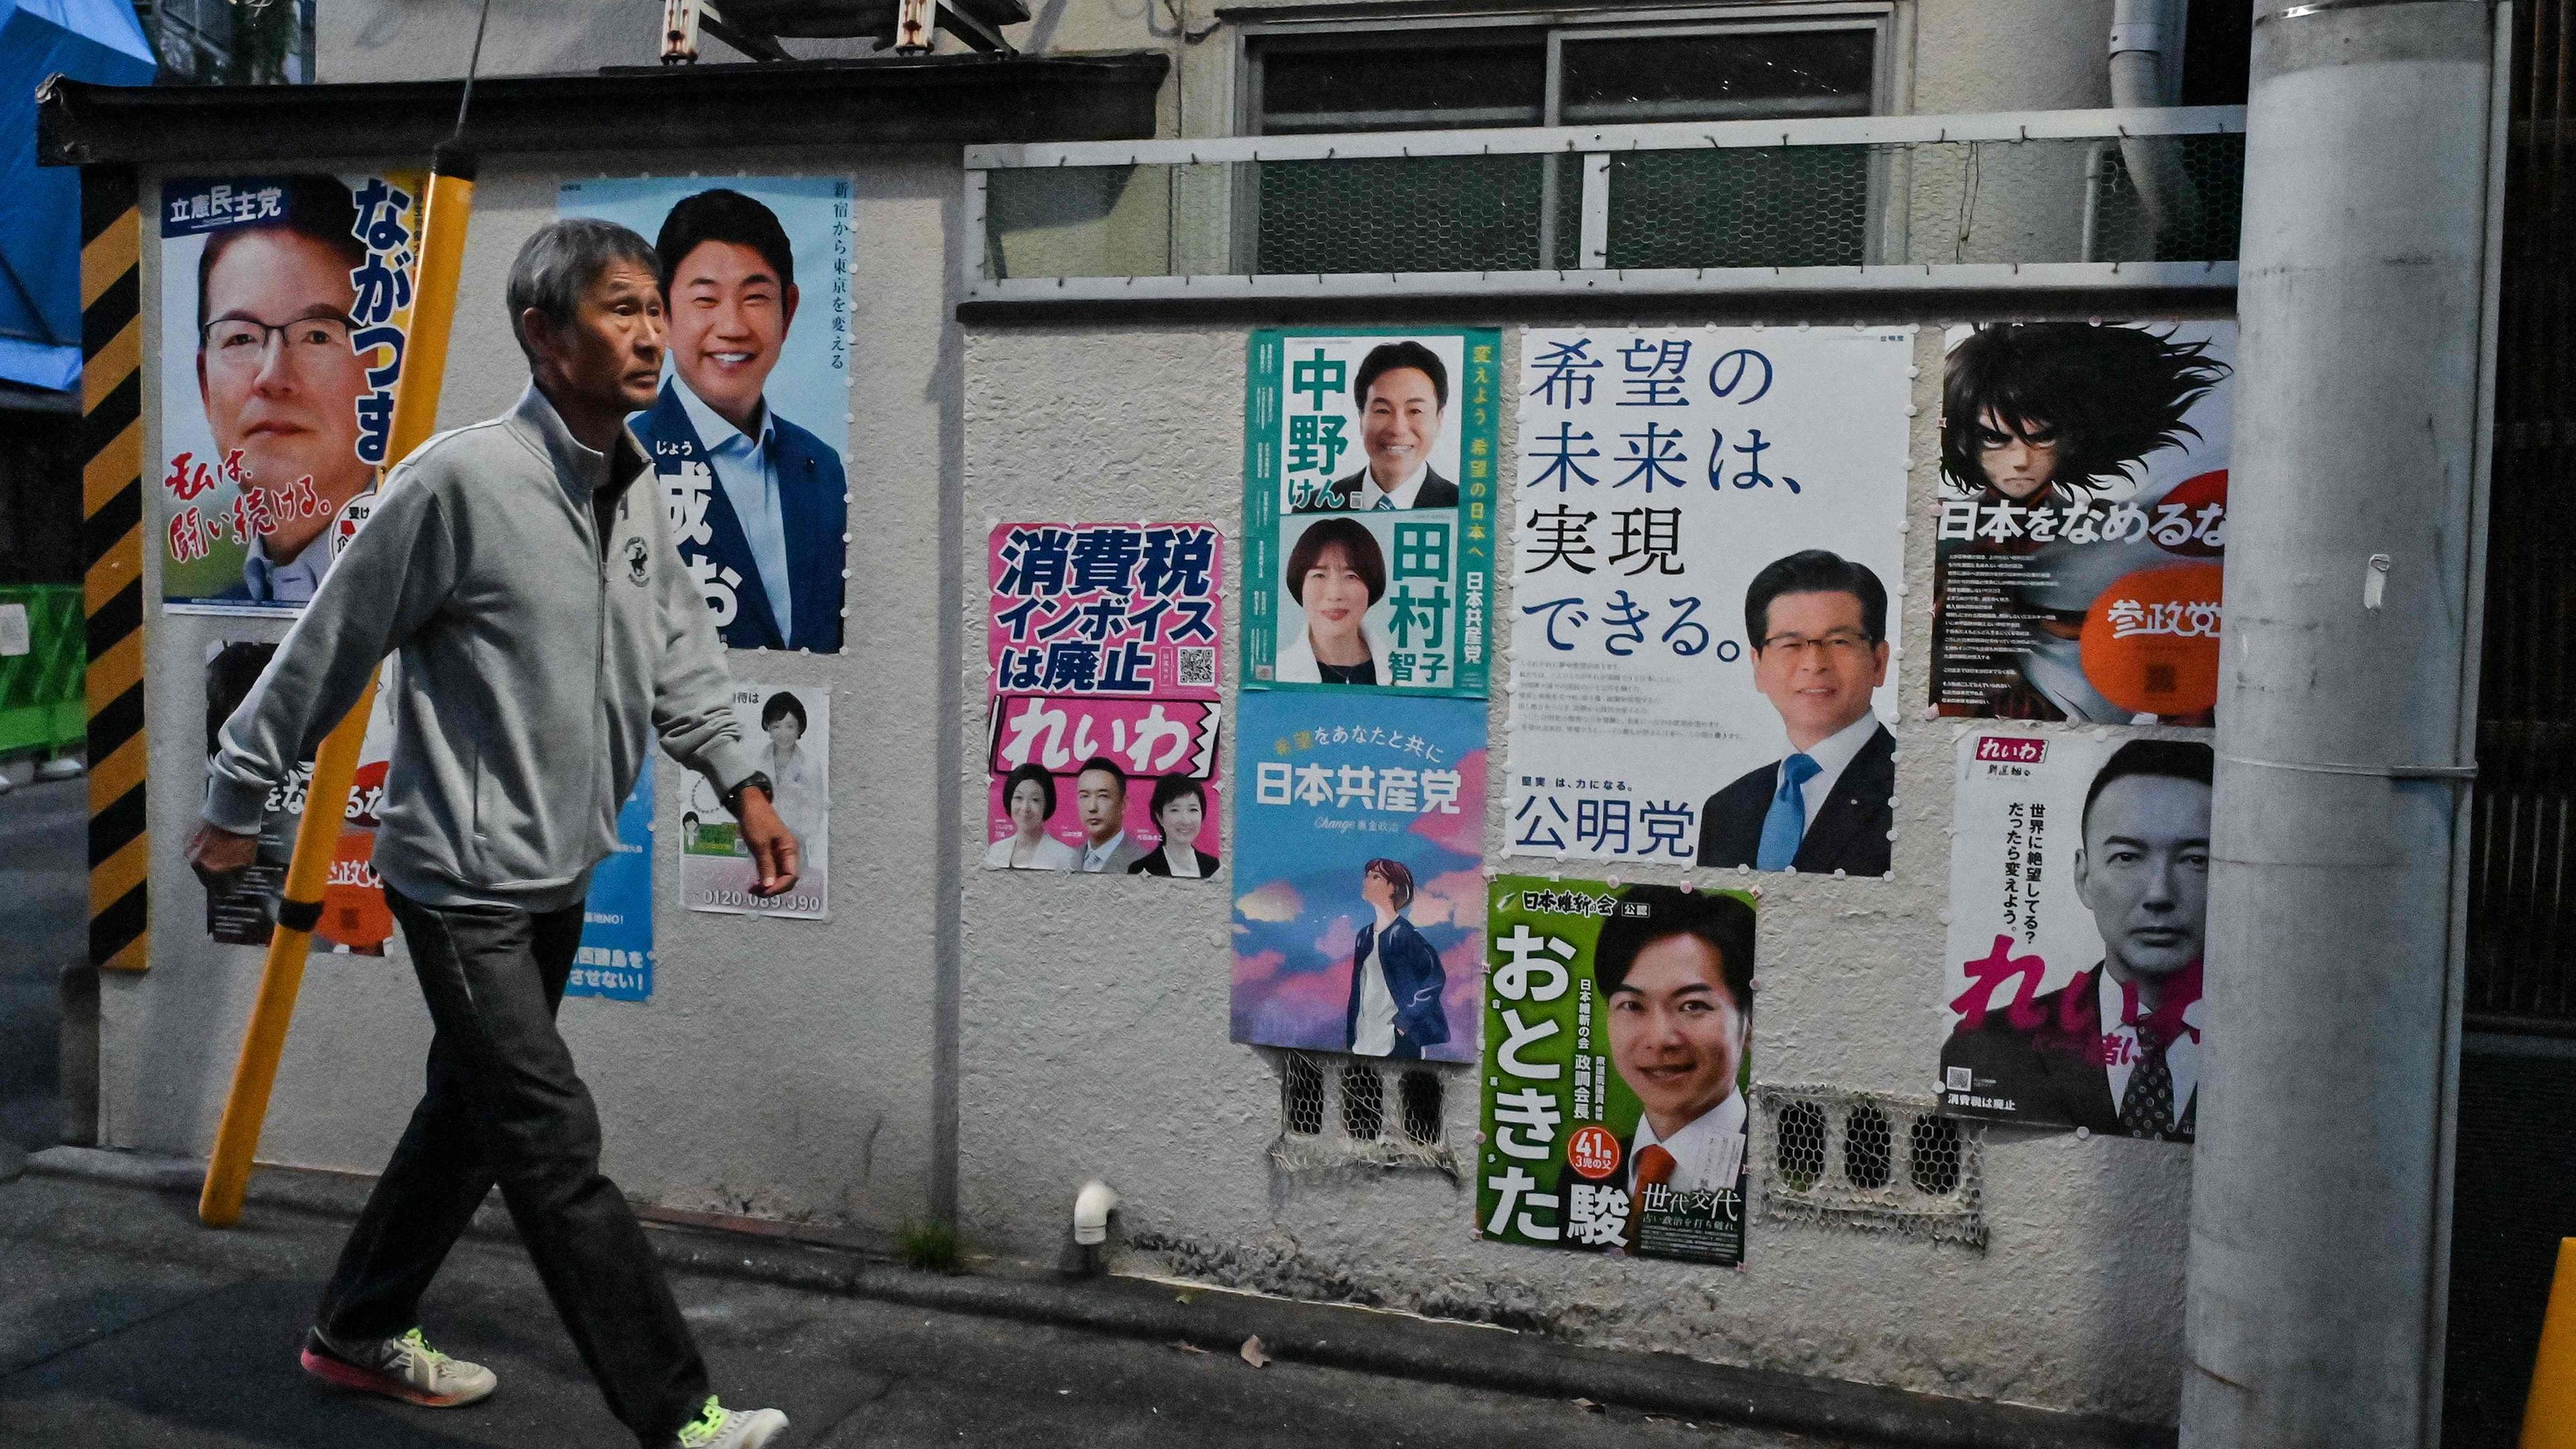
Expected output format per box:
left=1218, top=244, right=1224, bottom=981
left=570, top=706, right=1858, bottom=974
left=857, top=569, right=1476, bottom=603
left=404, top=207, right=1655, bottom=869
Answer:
left=206, top=384, right=761, bottom=912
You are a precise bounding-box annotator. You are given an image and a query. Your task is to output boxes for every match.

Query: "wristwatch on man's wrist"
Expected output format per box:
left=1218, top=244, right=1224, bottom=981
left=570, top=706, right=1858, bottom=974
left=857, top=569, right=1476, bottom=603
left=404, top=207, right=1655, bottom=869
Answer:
left=725, top=772, right=775, bottom=816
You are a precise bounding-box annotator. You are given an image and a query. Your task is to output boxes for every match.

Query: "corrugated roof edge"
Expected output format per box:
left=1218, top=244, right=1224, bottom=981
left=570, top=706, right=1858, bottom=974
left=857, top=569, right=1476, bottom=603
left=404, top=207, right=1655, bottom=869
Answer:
left=36, top=50, right=1171, bottom=168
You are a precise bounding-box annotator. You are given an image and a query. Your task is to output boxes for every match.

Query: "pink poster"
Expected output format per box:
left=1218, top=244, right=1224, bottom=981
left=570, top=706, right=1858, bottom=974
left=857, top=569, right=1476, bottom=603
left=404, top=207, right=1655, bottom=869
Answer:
left=985, top=523, right=1224, bottom=877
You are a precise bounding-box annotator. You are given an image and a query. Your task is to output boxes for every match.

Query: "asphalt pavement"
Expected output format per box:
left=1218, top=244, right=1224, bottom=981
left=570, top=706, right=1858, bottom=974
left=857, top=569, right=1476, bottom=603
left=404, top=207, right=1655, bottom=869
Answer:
left=0, top=773, right=83, bottom=1157
left=0, top=1168, right=1844, bottom=1448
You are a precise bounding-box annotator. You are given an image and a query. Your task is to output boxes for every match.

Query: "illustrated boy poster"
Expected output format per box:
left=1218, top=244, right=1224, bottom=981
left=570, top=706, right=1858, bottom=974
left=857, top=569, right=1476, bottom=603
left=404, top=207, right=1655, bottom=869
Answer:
left=558, top=176, right=853, bottom=653
left=200, top=639, right=392, bottom=953
left=1231, top=692, right=1486, bottom=1061
left=568, top=759, right=655, bottom=1002
left=1241, top=329, right=1499, bottom=698
left=1479, top=878, right=1756, bottom=1266
left=1938, top=730, right=2212, bottom=1142
left=1931, top=321, right=2236, bottom=724
left=985, top=522, right=1224, bottom=876
left=1507, top=326, right=1912, bottom=875
left=158, top=174, right=427, bottom=614
left=680, top=684, right=829, bottom=920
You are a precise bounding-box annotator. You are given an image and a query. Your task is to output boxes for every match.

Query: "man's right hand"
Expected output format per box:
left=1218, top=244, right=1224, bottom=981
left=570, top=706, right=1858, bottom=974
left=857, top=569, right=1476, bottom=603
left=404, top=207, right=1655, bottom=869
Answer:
left=186, top=820, right=260, bottom=892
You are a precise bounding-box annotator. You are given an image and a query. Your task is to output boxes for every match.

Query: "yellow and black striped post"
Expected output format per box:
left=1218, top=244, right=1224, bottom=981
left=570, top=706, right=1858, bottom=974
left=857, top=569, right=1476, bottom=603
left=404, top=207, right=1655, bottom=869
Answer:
left=80, top=165, right=146, bottom=979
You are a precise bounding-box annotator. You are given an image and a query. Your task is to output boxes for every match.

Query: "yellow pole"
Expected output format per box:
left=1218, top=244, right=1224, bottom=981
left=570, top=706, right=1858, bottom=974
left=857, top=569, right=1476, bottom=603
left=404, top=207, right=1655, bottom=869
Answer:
left=2529, top=1238, right=2576, bottom=1448
left=199, top=163, right=476, bottom=1228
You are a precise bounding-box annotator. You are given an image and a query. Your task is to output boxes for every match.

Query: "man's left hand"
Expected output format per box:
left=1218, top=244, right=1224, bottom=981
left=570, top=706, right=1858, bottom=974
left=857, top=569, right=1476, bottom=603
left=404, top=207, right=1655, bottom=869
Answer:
left=735, top=788, right=802, bottom=898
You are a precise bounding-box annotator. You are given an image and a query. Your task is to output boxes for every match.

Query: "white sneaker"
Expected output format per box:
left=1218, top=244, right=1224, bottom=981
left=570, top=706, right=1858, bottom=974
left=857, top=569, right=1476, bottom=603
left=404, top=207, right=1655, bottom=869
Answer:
left=301, top=1326, right=497, bottom=1407
left=675, top=1396, right=790, bottom=1448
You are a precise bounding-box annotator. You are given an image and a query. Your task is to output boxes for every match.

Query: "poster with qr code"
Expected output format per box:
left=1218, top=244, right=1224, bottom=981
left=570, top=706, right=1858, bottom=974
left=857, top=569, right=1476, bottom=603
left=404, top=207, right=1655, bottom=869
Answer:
left=984, top=523, right=1226, bottom=876
left=1930, top=321, right=2236, bottom=724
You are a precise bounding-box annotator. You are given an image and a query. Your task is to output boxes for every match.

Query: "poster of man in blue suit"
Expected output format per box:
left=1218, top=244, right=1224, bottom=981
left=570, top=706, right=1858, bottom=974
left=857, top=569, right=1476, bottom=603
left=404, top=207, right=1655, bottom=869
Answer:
left=559, top=176, right=852, bottom=652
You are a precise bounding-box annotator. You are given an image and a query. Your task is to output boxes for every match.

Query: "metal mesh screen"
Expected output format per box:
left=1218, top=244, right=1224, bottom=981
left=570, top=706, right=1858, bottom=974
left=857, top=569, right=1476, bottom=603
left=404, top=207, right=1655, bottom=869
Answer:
left=1605, top=147, right=1871, bottom=269
left=1270, top=1053, right=1460, bottom=1175
left=1755, top=1085, right=1986, bottom=1248
left=981, top=133, right=2247, bottom=282
left=1252, top=154, right=1549, bottom=274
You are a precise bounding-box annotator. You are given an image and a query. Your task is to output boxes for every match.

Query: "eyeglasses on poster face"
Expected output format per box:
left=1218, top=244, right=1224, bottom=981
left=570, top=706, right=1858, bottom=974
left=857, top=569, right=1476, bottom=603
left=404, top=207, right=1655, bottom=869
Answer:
left=199, top=313, right=358, bottom=373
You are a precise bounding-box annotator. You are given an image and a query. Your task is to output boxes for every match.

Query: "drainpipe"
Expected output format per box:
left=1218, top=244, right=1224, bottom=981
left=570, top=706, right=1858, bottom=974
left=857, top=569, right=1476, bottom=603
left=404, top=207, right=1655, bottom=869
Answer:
left=2182, top=4, right=2500, bottom=1448
left=2108, top=0, right=2201, bottom=250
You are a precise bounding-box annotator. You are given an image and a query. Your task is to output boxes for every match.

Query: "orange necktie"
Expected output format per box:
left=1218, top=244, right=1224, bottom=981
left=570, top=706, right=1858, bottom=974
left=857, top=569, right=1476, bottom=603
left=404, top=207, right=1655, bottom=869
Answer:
left=1634, top=1144, right=1678, bottom=1188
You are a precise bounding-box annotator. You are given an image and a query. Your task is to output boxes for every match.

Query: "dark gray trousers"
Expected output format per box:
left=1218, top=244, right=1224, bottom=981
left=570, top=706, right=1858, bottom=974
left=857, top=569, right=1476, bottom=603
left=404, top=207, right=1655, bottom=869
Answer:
left=315, top=888, right=708, bottom=1445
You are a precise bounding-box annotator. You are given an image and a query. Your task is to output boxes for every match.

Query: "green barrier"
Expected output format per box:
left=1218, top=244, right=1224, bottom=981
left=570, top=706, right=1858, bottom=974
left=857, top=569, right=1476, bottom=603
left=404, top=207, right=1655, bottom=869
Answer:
left=0, top=585, right=86, bottom=761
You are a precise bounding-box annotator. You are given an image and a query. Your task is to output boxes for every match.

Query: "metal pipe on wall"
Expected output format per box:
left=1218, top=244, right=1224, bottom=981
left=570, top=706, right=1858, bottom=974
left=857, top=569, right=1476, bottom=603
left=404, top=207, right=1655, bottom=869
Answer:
left=2183, top=2, right=2500, bottom=1446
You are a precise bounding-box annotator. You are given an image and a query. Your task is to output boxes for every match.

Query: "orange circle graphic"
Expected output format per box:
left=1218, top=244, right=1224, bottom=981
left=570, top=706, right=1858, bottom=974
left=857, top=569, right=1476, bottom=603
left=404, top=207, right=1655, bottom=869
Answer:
left=2080, top=563, right=2223, bottom=718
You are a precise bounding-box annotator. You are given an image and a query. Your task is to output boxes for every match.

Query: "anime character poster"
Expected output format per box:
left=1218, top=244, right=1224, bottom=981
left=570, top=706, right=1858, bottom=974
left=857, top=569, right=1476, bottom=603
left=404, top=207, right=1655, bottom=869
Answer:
left=680, top=683, right=829, bottom=920
left=558, top=176, right=853, bottom=653
left=568, top=759, right=655, bottom=1002
left=200, top=639, right=392, bottom=954
left=1938, top=730, right=2212, bottom=1142
left=1507, top=326, right=1913, bottom=876
left=1240, top=329, right=1499, bottom=700
left=1479, top=877, right=1756, bottom=1266
left=1230, top=692, right=1485, bottom=1062
left=158, top=174, right=427, bottom=615
left=1930, top=321, right=2237, bottom=724
left=985, top=522, right=1224, bottom=877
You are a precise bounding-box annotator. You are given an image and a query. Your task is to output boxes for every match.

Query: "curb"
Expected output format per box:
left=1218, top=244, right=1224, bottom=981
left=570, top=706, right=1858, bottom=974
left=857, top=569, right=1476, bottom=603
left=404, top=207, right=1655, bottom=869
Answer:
left=22, top=1146, right=2174, bottom=1449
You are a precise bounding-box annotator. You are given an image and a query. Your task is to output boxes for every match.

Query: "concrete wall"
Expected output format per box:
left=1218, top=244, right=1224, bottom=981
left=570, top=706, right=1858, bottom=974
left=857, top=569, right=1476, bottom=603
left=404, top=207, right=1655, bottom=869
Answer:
left=953, top=319, right=2194, bottom=1426
left=113, top=143, right=962, bottom=1234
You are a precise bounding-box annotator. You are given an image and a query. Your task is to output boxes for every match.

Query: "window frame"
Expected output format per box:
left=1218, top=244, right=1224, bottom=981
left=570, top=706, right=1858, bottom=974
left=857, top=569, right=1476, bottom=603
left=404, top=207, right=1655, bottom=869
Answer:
left=1238, top=3, right=1896, bottom=138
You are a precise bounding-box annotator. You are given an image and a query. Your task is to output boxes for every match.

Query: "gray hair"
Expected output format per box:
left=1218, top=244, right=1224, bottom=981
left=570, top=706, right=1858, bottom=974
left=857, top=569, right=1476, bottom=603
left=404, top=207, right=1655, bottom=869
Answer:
left=505, top=218, right=657, bottom=362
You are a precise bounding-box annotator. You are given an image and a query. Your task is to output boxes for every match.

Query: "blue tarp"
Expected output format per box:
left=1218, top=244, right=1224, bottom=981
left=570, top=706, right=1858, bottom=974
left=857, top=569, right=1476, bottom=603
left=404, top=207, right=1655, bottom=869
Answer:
left=0, top=1, right=154, bottom=393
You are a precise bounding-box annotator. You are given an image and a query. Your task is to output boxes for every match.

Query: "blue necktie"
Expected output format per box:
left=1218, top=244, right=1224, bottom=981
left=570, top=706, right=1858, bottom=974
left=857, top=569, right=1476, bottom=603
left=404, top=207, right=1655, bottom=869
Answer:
left=1373, top=496, right=1395, bottom=511
left=1756, top=753, right=1822, bottom=871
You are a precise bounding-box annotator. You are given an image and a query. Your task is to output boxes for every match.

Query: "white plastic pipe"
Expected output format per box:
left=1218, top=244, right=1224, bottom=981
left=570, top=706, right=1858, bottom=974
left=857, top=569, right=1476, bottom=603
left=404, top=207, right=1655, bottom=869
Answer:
left=1073, top=1180, right=1118, bottom=1246
left=2107, top=0, right=2200, bottom=246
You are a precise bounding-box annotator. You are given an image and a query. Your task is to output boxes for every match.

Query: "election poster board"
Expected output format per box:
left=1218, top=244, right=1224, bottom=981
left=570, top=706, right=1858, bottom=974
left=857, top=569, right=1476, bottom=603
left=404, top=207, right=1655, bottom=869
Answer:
left=984, top=522, right=1224, bottom=875
left=1506, top=326, right=1912, bottom=874
left=1930, top=322, right=2236, bottom=724
left=558, top=176, right=853, bottom=654
left=568, top=759, right=655, bottom=1002
left=200, top=639, right=392, bottom=954
left=1937, top=730, right=2211, bottom=1142
left=1240, top=329, right=1499, bottom=699
left=159, top=174, right=427, bottom=615
left=1230, top=692, right=1486, bottom=1062
left=1479, top=878, right=1756, bottom=1265
left=680, top=683, right=829, bottom=920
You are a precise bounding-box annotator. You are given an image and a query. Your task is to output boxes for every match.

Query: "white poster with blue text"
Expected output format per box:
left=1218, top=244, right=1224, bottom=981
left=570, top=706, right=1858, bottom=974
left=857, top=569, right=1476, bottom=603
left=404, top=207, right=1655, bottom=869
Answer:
left=1507, top=327, right=1913, bottom=874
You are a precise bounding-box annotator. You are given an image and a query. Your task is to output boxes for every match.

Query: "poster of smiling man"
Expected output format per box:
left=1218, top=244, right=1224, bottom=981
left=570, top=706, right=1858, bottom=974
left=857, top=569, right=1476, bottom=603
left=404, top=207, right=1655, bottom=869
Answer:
left=157, top=174, right=427, bottom=612
left=1479, top=879, right=1758, bottom=1265
left=1241, top=329, right=1499, bottom=698
left=1939, top=731, right=2212, bottom=1142
left=1929, top=322, right=2235, bottom=724
left=1506, top=326, right=1913, bottom=874
left=559, top=176, right=853, bottom=653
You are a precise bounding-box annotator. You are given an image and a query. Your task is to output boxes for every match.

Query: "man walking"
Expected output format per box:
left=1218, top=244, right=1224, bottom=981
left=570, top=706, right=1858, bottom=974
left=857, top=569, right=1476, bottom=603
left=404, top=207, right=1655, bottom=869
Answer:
left=186, top=219, right=798, bottom=1449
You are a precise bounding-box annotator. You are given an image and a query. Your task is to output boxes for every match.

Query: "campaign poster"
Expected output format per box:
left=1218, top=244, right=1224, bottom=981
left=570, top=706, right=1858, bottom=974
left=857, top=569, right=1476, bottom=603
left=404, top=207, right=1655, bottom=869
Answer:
left=1479, top=877, right=1756, bottom=1266
left=680, top=683, right=829, bottom=920
left=985, top=522, right=1224, bottom=876
left=558, top=176, right=853, bottom=653
left=1937, top=730, right=2212, bottom=1142
left=1240, top=329, right=1499, bottom=699
left=1507, top=326, right=1912, bottom=875
left=1930, top=321, right=2236, bottom=724
left=200, top=640, right=392, bottom=954
left=568, top=759, right=655, bottom=1002
left=158, top=174, right=427, bottom=615
left=1230, top=692, right=1485, bottom=1062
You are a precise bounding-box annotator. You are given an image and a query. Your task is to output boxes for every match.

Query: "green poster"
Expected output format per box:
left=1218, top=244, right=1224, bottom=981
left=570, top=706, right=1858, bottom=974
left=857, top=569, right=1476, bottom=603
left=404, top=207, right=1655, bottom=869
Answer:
left=1241, top=328, right=1499, bottom=699
left=1479, top=877, right=1756, bottom=1265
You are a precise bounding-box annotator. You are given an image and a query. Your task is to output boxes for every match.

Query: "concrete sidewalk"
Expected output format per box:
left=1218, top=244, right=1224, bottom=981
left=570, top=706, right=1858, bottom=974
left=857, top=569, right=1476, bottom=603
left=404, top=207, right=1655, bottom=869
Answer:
left=1, top=1166, right=1845, bottom=1448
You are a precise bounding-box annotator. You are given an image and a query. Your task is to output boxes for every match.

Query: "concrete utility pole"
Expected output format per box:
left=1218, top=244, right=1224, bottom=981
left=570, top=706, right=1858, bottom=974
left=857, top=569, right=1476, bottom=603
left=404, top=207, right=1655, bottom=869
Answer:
left=2185, top=3, right=2502, bottom=1447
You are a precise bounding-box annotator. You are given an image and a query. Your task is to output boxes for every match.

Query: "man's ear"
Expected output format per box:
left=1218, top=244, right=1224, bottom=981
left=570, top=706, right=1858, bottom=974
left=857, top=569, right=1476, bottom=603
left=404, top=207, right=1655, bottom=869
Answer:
left=780, top=281, right=800, bottom=332
left=2071, top=846, right=2091, bottom=898
left=517, top=307, right=555, bottom=368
